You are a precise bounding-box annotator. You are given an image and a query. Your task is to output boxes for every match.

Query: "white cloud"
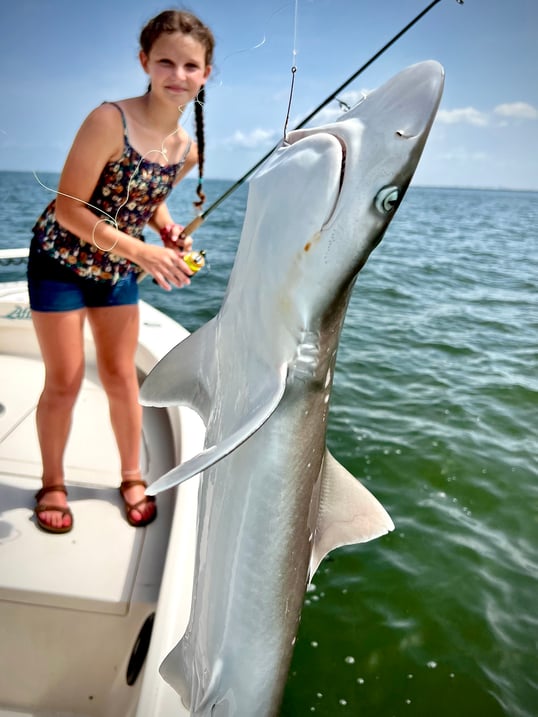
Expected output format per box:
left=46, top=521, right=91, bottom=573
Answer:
left=436, top=107, right=489, bottom=127
left=229, top=128, right=280, bottom=149
left=437, top=148, right=488, bottom=162
left=435, top=102, right=538, bottom=131
left=494, top=102, right=538, bottom=120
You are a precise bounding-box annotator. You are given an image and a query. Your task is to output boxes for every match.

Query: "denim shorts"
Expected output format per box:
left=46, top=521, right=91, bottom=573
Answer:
left=28, top=264, right=139, bottom=312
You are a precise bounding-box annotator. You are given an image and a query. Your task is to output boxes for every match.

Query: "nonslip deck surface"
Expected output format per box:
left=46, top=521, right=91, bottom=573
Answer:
left=0, top=353, right=147, bottom=615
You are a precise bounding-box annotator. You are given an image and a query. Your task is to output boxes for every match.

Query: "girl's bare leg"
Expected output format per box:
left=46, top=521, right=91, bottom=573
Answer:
left=88, top=304, right=154, bottom=524
left=31, top=309, right=86, bottom=530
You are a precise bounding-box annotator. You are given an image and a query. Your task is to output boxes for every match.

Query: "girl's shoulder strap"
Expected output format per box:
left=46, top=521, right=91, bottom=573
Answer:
left=102, top=101, right=128, bottom=135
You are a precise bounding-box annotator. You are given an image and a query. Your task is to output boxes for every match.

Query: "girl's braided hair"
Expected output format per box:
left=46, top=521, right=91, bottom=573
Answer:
left=193, top=85, right=206, bottom=209
left=140, top=10, right=214, bottom=210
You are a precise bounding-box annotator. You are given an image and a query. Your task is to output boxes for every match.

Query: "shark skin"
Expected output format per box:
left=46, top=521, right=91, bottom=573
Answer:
left=140, top=61, right=445, bottom=716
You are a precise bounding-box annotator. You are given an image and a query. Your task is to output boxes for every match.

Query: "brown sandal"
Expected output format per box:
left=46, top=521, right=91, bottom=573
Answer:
left=119, top=479, right=157, bottom=528
left=34, top=484, right=73, bottom=534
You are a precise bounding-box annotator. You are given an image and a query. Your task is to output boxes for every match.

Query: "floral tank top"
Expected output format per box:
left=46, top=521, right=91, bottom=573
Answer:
left=31, top=102, right=191, bottom=284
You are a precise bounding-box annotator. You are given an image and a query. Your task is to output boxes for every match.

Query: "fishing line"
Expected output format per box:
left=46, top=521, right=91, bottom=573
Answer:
left=218, top=33, right=267, bottom=65
left=33, top=171, right=119, bottom=237
left=182, top=0, right=463, bottom=237
left=282, top=0, right=299, bottom=138
left=215, top=3, right=292, bottom=75
left=33, top=104, right=191, bottom=251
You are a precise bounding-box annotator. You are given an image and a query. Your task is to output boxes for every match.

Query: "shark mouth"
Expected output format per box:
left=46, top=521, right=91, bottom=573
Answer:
left=285, top=124, right=402, bottom=227
left=280, top=126, right=347, bottom=229
left=285, top=126, right=347, bottom=190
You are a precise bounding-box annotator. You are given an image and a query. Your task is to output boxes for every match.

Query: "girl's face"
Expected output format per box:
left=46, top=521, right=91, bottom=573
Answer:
left=140, top=31, right=211, bottom=105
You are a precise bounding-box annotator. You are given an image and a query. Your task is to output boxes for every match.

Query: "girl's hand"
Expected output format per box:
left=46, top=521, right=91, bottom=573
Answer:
left=140, top=243, right=193, bottom=291
left=160, top=223, right=193, bottom=254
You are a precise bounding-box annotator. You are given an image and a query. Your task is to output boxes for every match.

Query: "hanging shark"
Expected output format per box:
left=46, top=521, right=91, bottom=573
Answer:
left=140, top=60, right=445, bottom=716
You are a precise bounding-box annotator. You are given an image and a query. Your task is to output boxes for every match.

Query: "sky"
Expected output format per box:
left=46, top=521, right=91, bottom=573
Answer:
left=0, top=0, right=537, bottom=191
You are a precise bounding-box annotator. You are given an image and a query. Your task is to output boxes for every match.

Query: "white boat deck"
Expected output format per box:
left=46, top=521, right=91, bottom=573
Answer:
left=0, top=352, right=161, bottom=616
left=0, top=282, right=202, bottom=716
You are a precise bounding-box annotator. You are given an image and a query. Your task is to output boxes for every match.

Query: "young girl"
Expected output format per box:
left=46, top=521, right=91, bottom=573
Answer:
left=28, top=10, right=214, bottom=533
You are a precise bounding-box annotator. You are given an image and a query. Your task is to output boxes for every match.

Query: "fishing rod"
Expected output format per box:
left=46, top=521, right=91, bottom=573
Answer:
left=183, top=0, right=463, bottom=237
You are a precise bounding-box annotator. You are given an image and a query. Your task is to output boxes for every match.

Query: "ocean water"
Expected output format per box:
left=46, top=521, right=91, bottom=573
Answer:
left=0, top=172, right=536, bottom=717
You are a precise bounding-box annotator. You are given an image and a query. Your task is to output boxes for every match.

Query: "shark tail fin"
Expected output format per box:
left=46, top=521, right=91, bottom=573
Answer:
left=309, top=450, right=394, bottom=580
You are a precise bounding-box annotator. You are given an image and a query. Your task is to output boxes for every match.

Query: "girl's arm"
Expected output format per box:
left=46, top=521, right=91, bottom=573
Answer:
left=54, top=104, right=192, bottom=290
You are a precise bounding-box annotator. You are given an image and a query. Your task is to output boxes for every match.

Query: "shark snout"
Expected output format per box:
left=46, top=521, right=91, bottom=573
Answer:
left=382, top=60, right=445, bottom=139
left=327, top=60, right=445, bottom=146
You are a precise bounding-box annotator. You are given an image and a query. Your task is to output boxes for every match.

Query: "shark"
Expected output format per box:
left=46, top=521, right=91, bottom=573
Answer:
left=140, top=60, right=445, bottom=716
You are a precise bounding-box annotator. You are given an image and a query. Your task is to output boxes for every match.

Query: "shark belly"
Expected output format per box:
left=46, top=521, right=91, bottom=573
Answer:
left=162, top=382, right=329, bottom=715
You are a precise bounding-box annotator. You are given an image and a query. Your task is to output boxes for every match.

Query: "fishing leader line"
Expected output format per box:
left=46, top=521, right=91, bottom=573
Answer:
left=282, top=0, right=300, bottom=139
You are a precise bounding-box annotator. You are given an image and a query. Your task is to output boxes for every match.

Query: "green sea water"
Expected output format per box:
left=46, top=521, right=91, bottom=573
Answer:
left=1, top=173, right=536, bottom=716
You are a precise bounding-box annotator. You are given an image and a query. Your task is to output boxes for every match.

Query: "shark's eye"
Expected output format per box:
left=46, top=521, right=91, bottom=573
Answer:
left=374, top=186, right=399, bottom=214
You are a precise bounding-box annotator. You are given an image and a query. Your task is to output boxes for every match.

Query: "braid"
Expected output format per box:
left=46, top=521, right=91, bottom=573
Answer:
left=193, top=86, right=206, bottom=211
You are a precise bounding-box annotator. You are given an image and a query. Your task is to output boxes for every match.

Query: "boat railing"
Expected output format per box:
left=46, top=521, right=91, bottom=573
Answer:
left=0, top=248, right=30, bottom=265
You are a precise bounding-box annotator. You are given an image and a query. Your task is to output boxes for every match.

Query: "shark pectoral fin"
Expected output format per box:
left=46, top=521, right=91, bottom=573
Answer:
left=139, top=317, right=218, bottom=422
left=309, top=450, right=395, bottom=579
left=146, top=364, right=288, bottom=495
